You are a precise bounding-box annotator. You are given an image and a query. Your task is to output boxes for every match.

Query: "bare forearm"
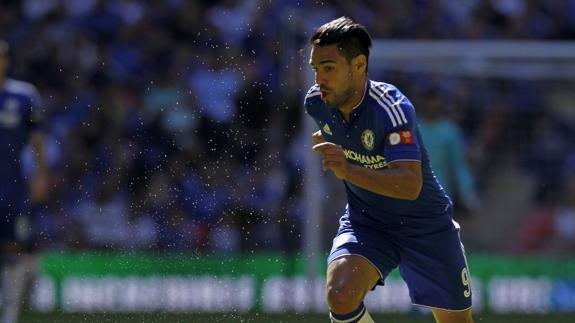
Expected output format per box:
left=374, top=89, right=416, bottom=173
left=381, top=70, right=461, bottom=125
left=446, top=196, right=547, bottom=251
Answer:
left=342, top=164, right=422, bottom=200
left=312, top=141, right=422, bottom=200
left=28, top=132, right=49, bottom=203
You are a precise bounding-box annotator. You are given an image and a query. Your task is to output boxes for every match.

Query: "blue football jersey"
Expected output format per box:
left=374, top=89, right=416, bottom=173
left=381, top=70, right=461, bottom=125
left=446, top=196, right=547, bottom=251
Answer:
left=0, top=78, right=43, bottom=201
left=305, top=80, right=454, bottom=234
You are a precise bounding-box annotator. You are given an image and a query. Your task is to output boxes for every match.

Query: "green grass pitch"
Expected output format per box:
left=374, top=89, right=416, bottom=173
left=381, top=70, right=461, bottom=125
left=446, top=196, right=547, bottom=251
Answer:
left=20, top=312, right=575, bottom=323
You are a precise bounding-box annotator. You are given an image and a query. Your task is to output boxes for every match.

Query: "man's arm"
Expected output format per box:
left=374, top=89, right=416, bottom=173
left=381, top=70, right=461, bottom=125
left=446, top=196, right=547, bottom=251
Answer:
left=29, top=131, right=48, bottom=204
left=312, top=141, right=422, bottom=200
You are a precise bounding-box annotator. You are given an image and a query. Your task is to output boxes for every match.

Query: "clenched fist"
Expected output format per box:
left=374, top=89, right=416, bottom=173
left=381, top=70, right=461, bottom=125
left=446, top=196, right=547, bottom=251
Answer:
left=312, top=130, right=325, bottom=145
left=312, top=141, right=350, bottom=180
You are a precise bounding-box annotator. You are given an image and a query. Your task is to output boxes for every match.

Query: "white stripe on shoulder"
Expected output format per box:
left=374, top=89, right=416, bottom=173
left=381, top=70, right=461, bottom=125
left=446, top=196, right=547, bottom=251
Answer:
left=372, top=84, right=408, bottom=125
left=305, top=85, right=321, bottom=99
left=305, top=91, right=321, bottom=99
left=307, top=84, right=320, bottom=92
left=385, top=91, right=408, bottom=124
left=368, top=89, right=398, bottom=127
left=372, top=86, right=402, bottom=124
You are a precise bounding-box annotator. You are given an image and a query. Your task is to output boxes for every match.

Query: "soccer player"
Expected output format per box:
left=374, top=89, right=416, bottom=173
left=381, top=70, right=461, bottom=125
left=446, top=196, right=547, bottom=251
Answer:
left=0, top=40, right=48, bottom=323
left=304, top=17, right=473, bottom=323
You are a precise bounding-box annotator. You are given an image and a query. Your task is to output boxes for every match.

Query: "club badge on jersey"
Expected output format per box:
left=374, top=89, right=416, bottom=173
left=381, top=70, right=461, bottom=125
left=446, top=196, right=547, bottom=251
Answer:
left=361, top=129, right=374, bottom=150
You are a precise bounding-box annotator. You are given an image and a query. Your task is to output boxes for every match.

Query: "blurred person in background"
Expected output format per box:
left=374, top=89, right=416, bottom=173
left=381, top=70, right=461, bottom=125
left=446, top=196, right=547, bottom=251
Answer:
left=418, top=87, right=481, bottom=215
left=515, top=148, right=575, bottom=254
left=306, top=17, right=473, bottom=323
left=0, top=40, right=48, bottom=323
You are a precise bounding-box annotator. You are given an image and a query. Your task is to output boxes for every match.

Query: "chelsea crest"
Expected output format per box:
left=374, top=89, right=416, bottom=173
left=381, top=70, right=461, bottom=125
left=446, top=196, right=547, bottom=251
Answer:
left=361, top=129, right=374, bottom=151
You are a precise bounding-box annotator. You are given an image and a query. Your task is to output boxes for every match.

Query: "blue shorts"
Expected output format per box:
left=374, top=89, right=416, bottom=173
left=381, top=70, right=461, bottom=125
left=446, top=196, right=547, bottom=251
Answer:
left=328, top=212, right=472, bottom=311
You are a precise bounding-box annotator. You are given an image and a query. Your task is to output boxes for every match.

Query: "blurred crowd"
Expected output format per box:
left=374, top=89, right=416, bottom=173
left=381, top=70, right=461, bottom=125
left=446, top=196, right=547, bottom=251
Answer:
left=1, top=0, right=575, bottom=254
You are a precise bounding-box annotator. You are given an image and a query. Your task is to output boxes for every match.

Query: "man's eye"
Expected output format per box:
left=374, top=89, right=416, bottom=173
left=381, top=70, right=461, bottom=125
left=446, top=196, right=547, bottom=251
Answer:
left=324, top=66, right=334, bottom=72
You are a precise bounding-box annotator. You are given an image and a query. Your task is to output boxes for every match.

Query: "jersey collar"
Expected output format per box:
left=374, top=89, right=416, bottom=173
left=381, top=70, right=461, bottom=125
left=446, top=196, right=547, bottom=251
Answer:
left=347, top=79, right=369, bottom=120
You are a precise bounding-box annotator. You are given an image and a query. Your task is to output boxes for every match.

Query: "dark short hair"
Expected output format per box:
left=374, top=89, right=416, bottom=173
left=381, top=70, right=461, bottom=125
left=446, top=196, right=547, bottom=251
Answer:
left=310, top=16, right=372, bottom=65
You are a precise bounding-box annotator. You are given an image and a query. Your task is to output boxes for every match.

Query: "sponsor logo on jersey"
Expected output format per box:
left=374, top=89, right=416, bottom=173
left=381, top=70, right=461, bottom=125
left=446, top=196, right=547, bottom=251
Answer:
left=361, top=129, right=374, bottom=150
left=322, top=123, right=332, bottom=135
left=343, top=149, right=387, bottom=169
left=388, top=130, right=413, bottom=145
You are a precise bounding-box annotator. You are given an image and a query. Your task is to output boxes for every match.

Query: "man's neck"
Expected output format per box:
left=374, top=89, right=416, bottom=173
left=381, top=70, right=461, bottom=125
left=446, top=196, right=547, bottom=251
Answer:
left=339, top=78, right=368, bottom=122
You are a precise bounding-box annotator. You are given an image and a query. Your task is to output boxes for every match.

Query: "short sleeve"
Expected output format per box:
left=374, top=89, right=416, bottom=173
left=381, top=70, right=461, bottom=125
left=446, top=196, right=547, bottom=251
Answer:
left=304, top=84, right=326, bottom=132
left=372, top=85, right=421, bottom=163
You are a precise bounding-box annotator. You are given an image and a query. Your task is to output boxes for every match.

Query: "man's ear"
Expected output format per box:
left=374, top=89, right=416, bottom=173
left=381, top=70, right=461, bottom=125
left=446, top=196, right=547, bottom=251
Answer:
left=352, top=55, right=367, bottom=74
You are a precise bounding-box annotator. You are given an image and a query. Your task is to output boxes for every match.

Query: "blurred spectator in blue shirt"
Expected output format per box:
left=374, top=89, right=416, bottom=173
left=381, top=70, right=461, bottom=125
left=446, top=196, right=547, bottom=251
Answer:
left=418, top=87, right=481, bottom=214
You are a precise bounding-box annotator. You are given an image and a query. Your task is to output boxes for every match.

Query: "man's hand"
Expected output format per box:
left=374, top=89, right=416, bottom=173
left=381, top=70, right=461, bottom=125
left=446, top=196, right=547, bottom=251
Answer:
left=312, top=130, right=325, bottom=145
left=312, top=142, right=350, bottom=180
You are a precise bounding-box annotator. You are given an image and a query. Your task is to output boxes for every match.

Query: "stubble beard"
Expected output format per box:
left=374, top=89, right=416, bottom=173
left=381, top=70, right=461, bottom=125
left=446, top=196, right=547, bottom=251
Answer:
left=325, top=83, right=354, bottom=110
